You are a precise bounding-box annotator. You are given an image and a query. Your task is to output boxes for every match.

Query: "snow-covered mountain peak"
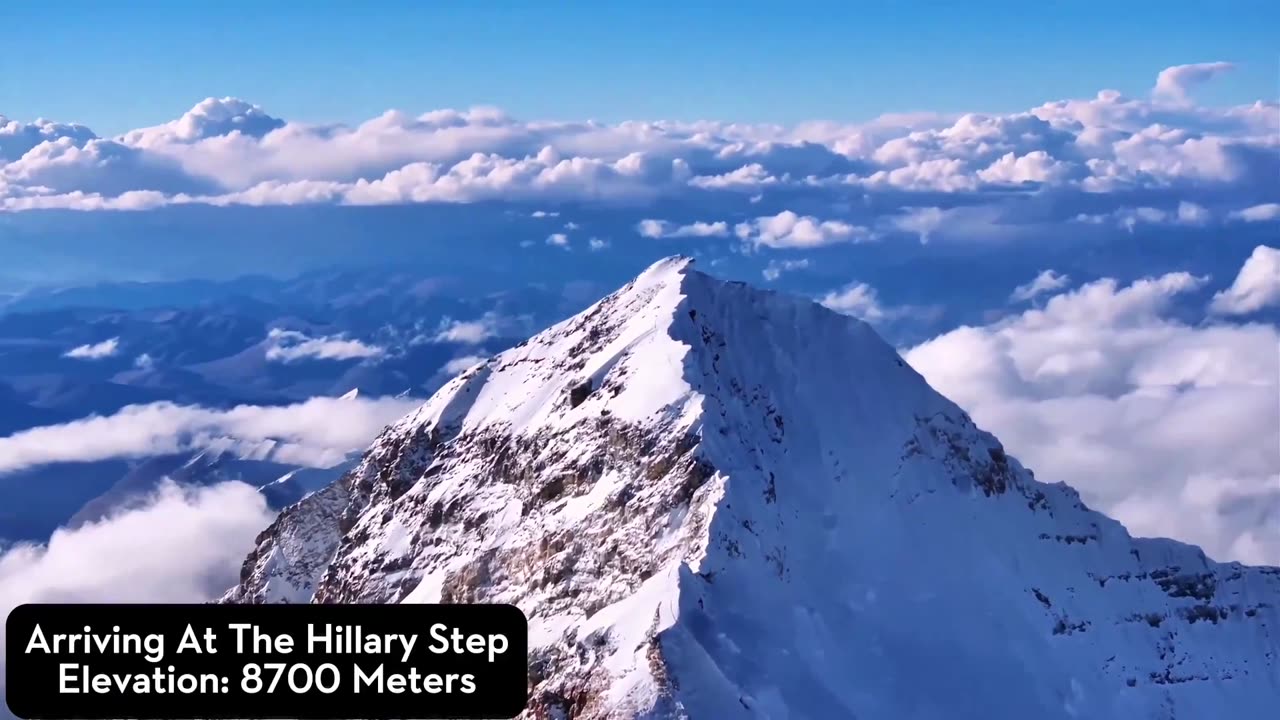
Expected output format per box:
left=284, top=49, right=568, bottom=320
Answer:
left=224, top=257, right=1279, bottom=719
left=386, top=253, right=701, bottom=440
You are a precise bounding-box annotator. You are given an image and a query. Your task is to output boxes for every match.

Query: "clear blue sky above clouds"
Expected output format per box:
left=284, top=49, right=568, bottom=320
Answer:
left=3, top=0, right=1276, bottom=131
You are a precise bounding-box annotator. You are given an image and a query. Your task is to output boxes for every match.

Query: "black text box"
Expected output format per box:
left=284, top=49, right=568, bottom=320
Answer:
left=5, top=603, right=528, bottom=719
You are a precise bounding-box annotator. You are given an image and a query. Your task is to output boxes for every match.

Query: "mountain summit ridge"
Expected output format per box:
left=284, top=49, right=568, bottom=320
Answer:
left=224, top=256, right=1279, bottom=719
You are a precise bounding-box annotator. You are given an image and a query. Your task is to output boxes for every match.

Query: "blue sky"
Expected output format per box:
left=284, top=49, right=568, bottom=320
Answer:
left=3, top=1, right=1276, bottom=131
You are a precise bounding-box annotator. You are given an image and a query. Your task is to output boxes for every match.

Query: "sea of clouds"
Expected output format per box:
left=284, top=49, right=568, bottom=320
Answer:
left=0, top=62, right=1275, bottom=247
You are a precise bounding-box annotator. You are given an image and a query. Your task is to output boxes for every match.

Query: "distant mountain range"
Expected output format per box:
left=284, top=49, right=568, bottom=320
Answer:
left=0, top=267, right=598, bottom=544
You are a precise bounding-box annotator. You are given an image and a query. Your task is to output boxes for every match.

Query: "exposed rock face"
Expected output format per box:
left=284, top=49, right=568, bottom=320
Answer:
left=225, top=256, right=1280, bottom=719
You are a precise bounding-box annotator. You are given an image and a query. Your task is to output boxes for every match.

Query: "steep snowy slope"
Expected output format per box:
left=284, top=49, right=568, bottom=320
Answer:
left=224, top=257, right=1279, bottom=719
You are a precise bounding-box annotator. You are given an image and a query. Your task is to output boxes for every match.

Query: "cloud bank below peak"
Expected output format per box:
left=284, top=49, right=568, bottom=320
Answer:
left=0, top=479, right=276, bottom=708
left=0, top=63, right=1275, bottom=227
left=0, top=394, right=423, bottom=476
left=905, top=245, right=1280, bottom=565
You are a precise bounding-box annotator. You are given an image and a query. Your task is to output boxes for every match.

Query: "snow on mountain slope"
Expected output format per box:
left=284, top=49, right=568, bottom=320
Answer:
left=224, top=256, right=1280, bottom=719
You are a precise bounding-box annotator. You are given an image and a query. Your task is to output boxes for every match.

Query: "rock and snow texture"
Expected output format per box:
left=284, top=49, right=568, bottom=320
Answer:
left=225, top=256, right=1280, bottom=719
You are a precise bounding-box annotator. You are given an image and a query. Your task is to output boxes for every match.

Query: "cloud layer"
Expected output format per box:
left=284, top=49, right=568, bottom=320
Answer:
left=905, top=247, right=1280, bottom=565
left=0, top=394, right=423, bottom=475
left=0, top=480, right=275, bottom=708
left=264, top=328, right=386, bottom=362
left=1, top=64, right=1275, bottom=234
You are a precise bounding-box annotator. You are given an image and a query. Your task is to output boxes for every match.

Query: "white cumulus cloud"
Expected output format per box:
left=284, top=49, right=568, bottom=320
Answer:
left=1209, top=245, right=1280, bottom=316
left=736, top=210, right=866, bottom=249
left=1, top=62, right=1271, bottom=222
left=1152, top=61, right=1235, bottom=104
left=119, top=97, right=285, bottom=147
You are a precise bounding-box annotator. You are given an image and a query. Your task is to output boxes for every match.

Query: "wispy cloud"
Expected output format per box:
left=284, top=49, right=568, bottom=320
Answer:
left=636, top=219, right=729, bottom=239
left=1209, top=245, right=1280, bottom=316
left=820, top=282, right=887, bottom=321
left=63, top=337, right=120, bottom=360
left=762, top=258, right=810, bottom=281
left=817, top=281, right=930, bottom=324
left=1010, top=270, right=1072, bottom=303
left=264, top=328, right=384, bottom=362
left=0, top=394, right=422, bottom=475
left=1229, top=203, right=1280, bottom=223
left=429, top=314, right=500, bottom=344
left=441, top=355, right=487, bottom=375
left=259, top=327, right=378, bottom=361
